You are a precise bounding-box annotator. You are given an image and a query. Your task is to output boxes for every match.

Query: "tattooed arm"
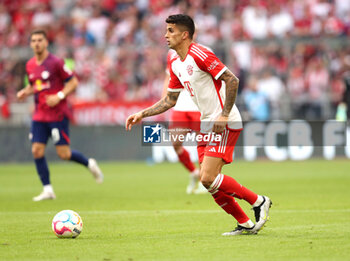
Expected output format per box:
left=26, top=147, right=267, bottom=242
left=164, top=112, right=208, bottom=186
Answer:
left=141, top=91, right=179, bottom=118
left=212, top=69, right=239, bottom=133
left=125, top=91, right=180, bottom=131
left=219, top=69, right=239, bottom=117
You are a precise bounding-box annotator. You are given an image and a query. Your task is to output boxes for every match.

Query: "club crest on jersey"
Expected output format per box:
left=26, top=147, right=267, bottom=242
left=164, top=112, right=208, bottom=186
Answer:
left=187, top=65, right=193, bottom=76
left=41, top=71, right=50, bottom=79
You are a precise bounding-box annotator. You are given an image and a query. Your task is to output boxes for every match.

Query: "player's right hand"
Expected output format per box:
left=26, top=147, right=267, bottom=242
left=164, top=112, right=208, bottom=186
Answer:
left=16, top=89, right=27, bottom=101
left=125, top=112, right=143, bottom=131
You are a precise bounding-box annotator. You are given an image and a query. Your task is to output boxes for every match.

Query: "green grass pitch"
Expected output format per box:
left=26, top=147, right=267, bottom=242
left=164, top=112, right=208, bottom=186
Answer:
left=0, top=160, right=350, bottom=260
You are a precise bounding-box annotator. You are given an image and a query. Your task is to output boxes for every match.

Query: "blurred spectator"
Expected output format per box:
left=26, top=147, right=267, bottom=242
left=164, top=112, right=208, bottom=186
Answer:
left=51, top=0, right=74, bottom=18
left=242, top=0, right=268, bottom=39
left=194, top=3, right=218, bottom=47
left=287, top=63, right=308, bottom=118
left=340, top=55, right=350, bottom=120
left=244, top=76, right=270, bottom=121
left=0, top=94, right=10, bottom=119
left=108, top=7, right=137, bottom=45
left=12, top=5, right=33, bottom=34
left=75, top=71, right=102, bottom=102
left=292, top=2, right=312, bottom=37
left=342, top=73, right=350, bottom=121
left=257, top=69, right=285, bottom=119
left=305, top=57, right=330, bottom=119
left=103, top=72, right=128, bottom=100
left=31, top=3, right=54, bottom=28
left=335, top=0, right=350, bottom=20
left=71, top=0, right=92, bottom=31
left=250, top=46, right=268, bottom=74
left=311, top=0, right=332, bottom=19
left=86, top=5, right=110, bottom=47
left=268, top=3, right=294, bottom=38
left=0, top=4, right=10, bottom=33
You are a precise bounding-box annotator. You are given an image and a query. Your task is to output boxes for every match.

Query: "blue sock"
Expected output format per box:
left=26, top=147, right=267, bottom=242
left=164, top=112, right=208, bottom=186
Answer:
left=34, top=157, right=50, bottom=185
left=70, top=149, right=89, bottom=167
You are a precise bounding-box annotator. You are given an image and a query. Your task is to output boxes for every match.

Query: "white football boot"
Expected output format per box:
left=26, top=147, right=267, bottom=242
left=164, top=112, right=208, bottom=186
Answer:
left=222, top=223, right=257, bottom=236
left=252, top=196, right=272, bottom=230
left=33, top=191, right=56, bottom=202
left=88, top=158, right=104, bottom=184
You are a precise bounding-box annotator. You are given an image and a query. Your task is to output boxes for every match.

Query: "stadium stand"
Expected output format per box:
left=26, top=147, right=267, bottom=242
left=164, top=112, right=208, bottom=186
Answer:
left=1, top=0, right=350, bottom=122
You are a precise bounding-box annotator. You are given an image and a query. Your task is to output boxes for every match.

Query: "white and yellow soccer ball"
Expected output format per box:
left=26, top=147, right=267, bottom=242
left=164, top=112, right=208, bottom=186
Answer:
left=52, top=210, right=83, bottom=238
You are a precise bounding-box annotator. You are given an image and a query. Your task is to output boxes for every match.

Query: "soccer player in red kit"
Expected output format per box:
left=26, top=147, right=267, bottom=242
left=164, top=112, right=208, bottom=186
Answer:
left=126, top=14, right=272, bottom=235
left=17, top=30, right=103, bottom=201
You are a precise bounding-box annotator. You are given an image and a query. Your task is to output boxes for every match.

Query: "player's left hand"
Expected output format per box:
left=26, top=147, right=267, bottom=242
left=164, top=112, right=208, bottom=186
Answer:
left=125, top=112, right=143, bottom=131
left=46, top=94, right=61, bottom=107
left=212, top=115, right=228, bottom=133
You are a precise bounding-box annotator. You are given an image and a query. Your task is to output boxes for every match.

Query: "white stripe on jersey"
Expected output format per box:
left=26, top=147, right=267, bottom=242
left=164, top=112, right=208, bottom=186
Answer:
left=168, top=87, right=183, bottom=92
left=192, top=45, right=208, bottom=58
left=190, top=50, right=206, bottom=61
left=215, top=67, right=228, bottom=80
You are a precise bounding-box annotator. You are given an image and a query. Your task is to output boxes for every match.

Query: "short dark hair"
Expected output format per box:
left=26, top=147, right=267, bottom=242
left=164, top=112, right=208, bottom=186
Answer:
left=166, top=14, right=195, bottom=39
left=30, top=29, right=48, bottom=40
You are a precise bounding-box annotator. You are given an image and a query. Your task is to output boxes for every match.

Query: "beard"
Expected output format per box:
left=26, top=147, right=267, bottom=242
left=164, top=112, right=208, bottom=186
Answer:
left=34, top=45, right=45, bottom=55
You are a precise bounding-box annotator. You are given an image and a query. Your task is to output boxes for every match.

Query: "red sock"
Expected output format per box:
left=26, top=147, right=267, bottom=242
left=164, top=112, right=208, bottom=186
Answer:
left=211, top=191, right=250, bottom=224
left=178, top=148, right=196, bottom=172
left=209, top=174, right=258, bottom=205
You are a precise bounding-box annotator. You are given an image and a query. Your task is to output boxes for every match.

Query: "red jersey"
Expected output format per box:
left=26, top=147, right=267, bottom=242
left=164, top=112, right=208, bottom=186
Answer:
left=26, top=53, right=73, bottom=122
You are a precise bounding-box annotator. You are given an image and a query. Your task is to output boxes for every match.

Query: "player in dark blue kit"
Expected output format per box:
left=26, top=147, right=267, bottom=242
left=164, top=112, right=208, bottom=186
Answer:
left=17, top=30, right=103, bottom=201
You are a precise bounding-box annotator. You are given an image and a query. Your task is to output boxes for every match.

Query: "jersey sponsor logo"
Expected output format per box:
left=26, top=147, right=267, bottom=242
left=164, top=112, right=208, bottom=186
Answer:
left=34, top=79, right=50, bottom=92
left=41, top=71, right=50, bottom=79
left=143, top=124, right=162, bottom=143
left=207, top=60, right=219, bottom=71
left=187, top=65, right=193, bottom=76
left=184, top=81, right=194, bottom=96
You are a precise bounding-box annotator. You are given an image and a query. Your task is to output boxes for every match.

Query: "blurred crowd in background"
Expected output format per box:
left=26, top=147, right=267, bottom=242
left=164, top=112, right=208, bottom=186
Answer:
left=1, top=0, right=350, bottom=121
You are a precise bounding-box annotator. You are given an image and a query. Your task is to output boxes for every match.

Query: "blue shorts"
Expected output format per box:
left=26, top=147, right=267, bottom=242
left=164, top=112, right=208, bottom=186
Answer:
left=30, top=117, right=70, bottom=145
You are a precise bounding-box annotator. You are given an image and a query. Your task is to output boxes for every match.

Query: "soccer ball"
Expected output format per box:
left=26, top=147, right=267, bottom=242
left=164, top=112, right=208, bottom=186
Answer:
left=52, top=210, right=83, bottom=238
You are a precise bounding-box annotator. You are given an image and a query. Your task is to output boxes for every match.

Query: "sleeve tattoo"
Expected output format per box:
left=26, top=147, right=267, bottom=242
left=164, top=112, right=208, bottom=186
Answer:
left=141, top=91, right=179, bottom=118
left=218, top=70, right=239, bottom=117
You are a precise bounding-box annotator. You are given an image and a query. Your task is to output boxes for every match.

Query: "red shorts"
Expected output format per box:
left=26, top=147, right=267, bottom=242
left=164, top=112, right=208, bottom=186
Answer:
left=169, top=110, right=201, bottom=132
left=197, top=128, right=242, bottom=164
